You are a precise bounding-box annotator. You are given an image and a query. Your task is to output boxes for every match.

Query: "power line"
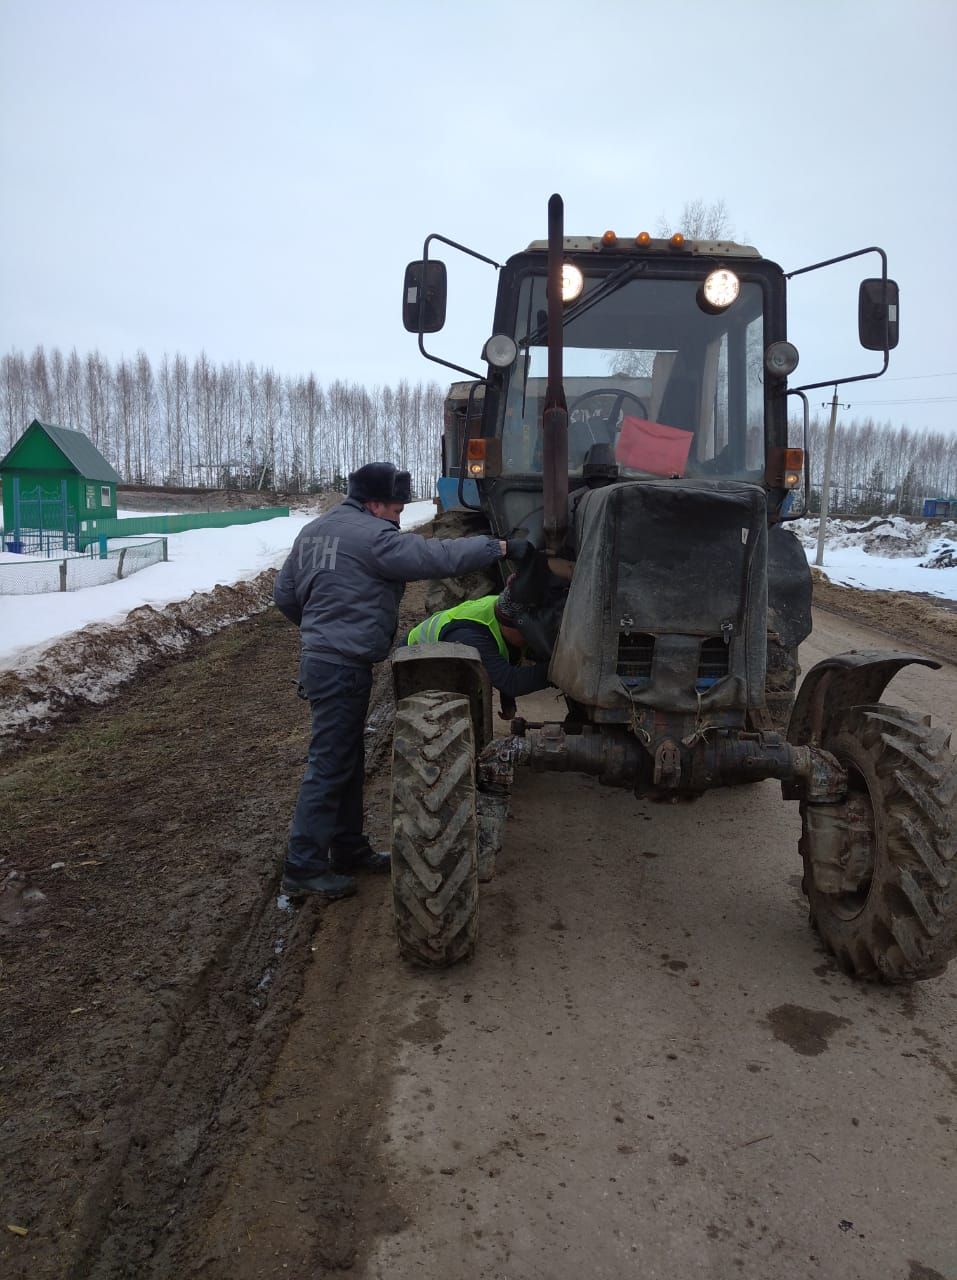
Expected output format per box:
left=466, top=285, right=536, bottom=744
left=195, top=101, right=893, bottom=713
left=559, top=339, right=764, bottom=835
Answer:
left=881, top=371, right=957, bottom=382
left=847, top=396, right=957, bottom=406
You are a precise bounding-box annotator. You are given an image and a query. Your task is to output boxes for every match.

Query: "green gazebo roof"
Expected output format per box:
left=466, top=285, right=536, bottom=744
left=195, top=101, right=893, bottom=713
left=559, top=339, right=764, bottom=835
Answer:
left=0, top=419, right=122, bottom=484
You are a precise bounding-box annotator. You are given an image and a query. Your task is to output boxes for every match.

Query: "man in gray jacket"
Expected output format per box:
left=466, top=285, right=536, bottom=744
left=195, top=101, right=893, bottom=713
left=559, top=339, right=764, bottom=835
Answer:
left=274, top=461, right=519, bottom=901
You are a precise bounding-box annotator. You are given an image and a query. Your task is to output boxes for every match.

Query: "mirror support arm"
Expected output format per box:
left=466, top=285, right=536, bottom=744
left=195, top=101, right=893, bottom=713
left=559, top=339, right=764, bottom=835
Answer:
left=786, top=245, right=892, bottom=394
left=778, top=389, right=810, bottom=524
left=417, top=234, right=500, bottom=381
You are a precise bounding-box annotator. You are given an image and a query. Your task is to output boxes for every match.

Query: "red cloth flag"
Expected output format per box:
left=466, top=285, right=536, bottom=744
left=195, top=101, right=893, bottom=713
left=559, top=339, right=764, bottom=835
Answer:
left=614, top=415, right=694, bottom=477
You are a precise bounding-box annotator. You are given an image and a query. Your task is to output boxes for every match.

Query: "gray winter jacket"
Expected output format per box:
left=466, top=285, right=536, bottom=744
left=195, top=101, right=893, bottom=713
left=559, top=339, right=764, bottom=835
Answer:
left=273, top=498, right=502, bottom=665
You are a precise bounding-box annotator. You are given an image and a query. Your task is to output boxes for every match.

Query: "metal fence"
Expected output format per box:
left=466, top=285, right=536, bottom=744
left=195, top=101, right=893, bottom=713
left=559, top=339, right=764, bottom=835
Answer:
left=4, top=526, right=80, bottom=556
left=7, top=479, right=80, bottom=553
left=0, top=538, right=167, bottom=595
left=78, top=506, right=289, bottom=546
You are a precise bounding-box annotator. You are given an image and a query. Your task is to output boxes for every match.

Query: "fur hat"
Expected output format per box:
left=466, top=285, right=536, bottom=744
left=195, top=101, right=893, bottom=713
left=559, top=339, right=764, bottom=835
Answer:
left=348, top=462, right=413, bottom=504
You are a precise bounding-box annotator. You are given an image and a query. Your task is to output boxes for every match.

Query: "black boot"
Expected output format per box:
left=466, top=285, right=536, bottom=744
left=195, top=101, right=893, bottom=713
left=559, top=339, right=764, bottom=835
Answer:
left=331, top=844, right=391, bottom=875
left=281, top=868, right=357, bottom=900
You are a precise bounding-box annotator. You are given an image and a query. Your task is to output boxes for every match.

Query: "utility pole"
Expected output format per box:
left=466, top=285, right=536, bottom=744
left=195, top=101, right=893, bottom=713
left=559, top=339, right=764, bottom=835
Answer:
left=814, top=386, right=849, bottom=568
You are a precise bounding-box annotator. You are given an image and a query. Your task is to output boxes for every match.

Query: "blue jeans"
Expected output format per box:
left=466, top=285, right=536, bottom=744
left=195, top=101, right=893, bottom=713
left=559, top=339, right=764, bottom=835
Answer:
left=285, top=655, right=374, bottom=877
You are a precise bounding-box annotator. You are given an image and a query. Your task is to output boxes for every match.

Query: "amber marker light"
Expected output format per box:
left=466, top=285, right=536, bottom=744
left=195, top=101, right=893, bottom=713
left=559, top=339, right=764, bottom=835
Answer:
left=601, top=230, right=617, bottom=246
left=635, top=231, right=651, bottom=245
left=784, top=448, right=804, bottom=488
left=467, top=438, right=487, bottom=478
left=766, top=446, right=804, bottom=489
left=669, top=232, right=685, bottom=248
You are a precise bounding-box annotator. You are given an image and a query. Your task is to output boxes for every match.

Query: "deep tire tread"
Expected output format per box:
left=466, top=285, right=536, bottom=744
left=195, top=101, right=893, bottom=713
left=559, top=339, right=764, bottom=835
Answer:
left=391, top=692, right=478, bottom=967
left=801, top=704, right=957, bottom=982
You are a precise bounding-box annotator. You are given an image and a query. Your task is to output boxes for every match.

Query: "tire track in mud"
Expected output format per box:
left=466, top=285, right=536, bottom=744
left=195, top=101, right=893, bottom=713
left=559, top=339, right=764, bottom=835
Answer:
left=1, top=588, right=422, bottom=1280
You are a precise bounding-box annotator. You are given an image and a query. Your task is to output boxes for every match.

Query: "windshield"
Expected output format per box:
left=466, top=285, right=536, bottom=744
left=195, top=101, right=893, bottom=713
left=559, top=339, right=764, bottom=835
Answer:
left=503, top=273, right=765, bottom=480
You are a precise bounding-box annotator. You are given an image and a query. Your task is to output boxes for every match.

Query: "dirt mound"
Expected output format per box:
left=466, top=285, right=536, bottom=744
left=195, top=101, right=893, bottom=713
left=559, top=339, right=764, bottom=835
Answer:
left=0, top=571, right=279, bottom=752
left=791, top=514, right=957, bottom=559
left=117, top=486, right=340, bottom=513
left=811, top=570, right=957, bottom=664
left=1, top=493, right=345, bottom=752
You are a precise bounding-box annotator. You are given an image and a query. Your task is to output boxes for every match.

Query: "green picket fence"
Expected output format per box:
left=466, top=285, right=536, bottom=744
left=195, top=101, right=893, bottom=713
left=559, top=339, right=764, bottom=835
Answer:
left=78, top=506, right=290, bottom=548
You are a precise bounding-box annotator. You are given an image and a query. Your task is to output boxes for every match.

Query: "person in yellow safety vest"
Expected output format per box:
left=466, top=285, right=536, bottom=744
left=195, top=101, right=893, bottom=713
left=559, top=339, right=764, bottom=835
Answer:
left=406, top=587, right=550, bottom=718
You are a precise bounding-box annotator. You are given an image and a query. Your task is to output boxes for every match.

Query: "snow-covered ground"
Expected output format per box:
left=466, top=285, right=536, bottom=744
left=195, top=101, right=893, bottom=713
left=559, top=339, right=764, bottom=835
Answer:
left=2, top=502, right=955, bottom=679
left=790, top=515, right=957, bottom=599
left=0, top=499, right=436, bottom=672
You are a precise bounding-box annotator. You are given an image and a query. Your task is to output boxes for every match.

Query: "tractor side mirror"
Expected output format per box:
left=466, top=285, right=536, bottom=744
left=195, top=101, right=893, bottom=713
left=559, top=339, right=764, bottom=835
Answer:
left=858, top=277, right=900, bottom=351
left=403, top=260, right=448, bottom=334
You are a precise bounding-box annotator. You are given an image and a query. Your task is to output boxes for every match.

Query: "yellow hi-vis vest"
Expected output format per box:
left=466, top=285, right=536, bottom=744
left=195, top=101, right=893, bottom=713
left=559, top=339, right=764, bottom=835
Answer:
left=406, top=595, right=508, bottom=659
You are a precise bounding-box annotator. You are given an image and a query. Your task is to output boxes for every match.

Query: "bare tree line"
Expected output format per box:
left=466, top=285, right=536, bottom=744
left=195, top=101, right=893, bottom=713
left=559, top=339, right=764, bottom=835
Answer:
left=802, top=413, right=957, bottom=516
left=2, top=345, right=955, bottom=514
left=1, top=345, right=445, bottom=498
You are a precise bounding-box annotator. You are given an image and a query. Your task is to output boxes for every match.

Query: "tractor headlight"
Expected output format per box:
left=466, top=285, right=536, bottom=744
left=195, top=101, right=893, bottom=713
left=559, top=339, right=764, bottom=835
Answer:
left=765, top=341, right=800, bottom=377
left=699, top=268, right=740, bottom=312
left=562, top=263, right=585, bottom=303
left=483, top=334, right=518, bottom=368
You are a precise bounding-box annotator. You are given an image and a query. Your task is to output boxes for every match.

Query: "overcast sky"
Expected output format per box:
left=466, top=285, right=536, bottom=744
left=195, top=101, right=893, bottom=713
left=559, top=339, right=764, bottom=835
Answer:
left=2, top=0, right=955, bottom=431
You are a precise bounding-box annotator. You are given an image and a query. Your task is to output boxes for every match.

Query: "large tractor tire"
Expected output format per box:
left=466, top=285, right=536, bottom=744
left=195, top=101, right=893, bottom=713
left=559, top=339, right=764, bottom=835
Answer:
left=748, top=636, right=799, bottom=734
left=391, top=691, right=479, bottom=967
left=800, top=704, right=957, bottom=982
left=424, top=508, right=500, bottom=614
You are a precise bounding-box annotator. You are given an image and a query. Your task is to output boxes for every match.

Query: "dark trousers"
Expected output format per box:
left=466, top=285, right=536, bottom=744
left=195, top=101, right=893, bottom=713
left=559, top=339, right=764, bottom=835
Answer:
left=286, top=655, right=374, bottom=877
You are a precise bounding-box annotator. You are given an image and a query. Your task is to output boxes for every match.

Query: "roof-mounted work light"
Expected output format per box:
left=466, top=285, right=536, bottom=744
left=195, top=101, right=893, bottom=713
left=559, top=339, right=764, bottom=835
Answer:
left=698, top=268, right=740, bottom=313
left=561, top=263, right=585, bottom=302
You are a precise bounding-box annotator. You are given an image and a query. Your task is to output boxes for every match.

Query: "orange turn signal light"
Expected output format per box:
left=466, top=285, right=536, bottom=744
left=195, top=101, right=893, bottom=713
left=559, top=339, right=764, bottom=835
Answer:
left=467, top=438, right=487, bottom=478
left=601, top=230, right=617, bottom=246
left=636, top=231, right=651, bottom=245
left=767, top=446, right=804, bottom=490
left=463, top=436, right=501, bottom=478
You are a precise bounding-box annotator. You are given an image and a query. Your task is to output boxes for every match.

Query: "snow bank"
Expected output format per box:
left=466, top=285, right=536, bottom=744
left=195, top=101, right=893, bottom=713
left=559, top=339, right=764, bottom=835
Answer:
left=0, top=498, right=436, bottom=674
left=791, top=516, right=957, bottom=600
left=0, top=494, right=440, bottom=749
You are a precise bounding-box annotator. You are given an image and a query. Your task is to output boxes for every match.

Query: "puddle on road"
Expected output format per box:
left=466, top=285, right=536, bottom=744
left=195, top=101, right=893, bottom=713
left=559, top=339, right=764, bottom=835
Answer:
left=765, top=1003, right=852, bottom=1056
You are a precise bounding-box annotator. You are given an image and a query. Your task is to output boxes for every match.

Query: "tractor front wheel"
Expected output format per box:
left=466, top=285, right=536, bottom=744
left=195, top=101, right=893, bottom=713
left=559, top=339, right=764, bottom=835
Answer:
left=391, top=691, right=479, bottom=967
left=800, top=704, right=957, bottom=982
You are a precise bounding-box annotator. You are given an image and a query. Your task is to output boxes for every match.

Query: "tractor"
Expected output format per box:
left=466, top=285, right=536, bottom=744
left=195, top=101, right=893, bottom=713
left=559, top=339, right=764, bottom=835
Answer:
left=390, top=193, right=956, bottom=982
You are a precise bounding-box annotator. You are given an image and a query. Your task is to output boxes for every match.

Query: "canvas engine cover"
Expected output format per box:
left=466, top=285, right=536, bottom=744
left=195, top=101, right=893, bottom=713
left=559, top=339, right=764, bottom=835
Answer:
left=549, top=481, right=769, bottom=715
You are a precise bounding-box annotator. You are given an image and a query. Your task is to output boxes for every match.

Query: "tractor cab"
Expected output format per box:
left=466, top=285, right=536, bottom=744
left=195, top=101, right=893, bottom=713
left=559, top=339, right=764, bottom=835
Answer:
left=500, top=241, right=772, bottom=478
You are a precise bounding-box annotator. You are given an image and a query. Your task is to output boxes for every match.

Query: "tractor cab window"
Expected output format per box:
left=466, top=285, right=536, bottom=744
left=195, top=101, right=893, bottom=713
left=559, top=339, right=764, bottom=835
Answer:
left=502, top=273, right=765, bottom=482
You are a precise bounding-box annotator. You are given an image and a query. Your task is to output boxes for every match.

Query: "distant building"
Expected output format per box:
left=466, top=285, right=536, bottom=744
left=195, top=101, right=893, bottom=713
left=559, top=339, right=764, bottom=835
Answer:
left=0, top=419, right=122, bottom=552
left=922, top=498, right=955, bottom=518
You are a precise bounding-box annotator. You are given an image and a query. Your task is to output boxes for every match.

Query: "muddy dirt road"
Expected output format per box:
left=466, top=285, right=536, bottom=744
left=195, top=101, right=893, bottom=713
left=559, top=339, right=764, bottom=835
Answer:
left=2, top=588, right=956, bottom=1280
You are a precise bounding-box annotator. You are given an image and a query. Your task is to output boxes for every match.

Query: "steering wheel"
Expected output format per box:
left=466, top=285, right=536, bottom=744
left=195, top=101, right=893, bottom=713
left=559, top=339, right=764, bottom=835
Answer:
left=567, top=387, right=649, bottom=444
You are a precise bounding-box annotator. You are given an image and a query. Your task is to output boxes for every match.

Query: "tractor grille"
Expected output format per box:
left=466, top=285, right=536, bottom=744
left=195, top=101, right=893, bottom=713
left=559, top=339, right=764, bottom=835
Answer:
left=696, top=636, right=730, bottom=686
left=616, top=633, right=730, bottom=688
left=617, top=633, right=655, bottom=681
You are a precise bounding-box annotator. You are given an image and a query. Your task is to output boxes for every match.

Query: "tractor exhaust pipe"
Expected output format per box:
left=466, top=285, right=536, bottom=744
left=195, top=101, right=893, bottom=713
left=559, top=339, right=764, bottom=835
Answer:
left=542, top=193, right=569, bottom=555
